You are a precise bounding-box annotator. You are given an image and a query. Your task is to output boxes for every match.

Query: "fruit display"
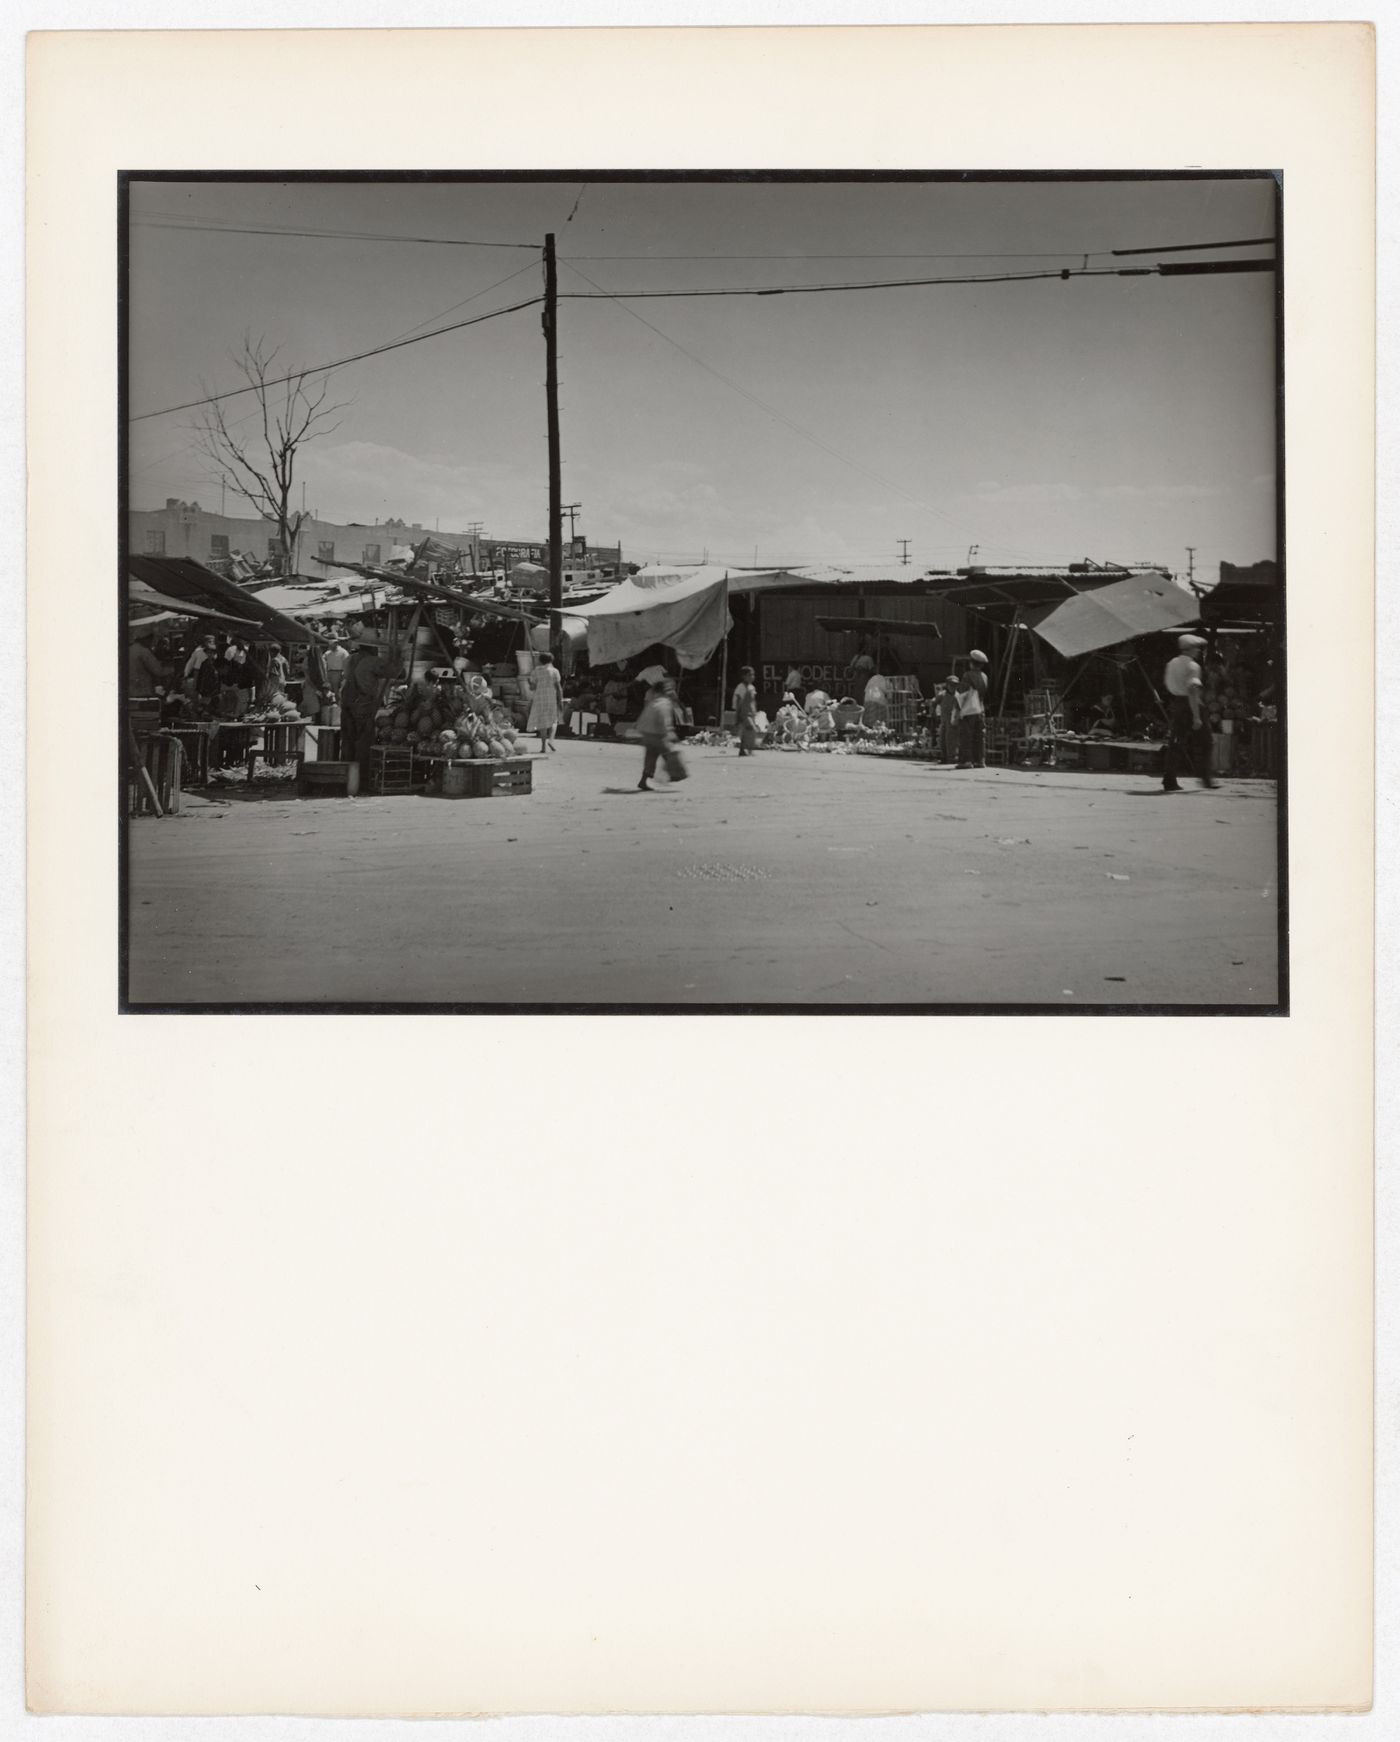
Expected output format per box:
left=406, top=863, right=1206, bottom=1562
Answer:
left=372, top=676, right=531, bottom=761
left=243, top=690, right=304, bottom=724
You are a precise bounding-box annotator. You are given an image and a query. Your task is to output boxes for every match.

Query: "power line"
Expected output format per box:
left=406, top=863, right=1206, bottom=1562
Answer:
left=562, top=249, right=1118, bottom=262
left=132, top=217, right=541, bottom=249
left=559, top=260, right=1274, bottom=301
left=129, top=296, right=544, bottom=423
left=1112, top=235, right=1275, bottom=256
left=560, top=260, right=978, bottom=544
left=129, top=259, right=544, bottom=474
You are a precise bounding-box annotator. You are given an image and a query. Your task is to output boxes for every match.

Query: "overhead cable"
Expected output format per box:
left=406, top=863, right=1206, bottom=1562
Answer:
left=129, top=296, right=544, bottom=422
left=561, top=261, right=978, bottom=543
left=559, top=261, right=1276, bottom=301
left=132, top=218, right=542, bottom=249
left=1111, top=236, right=1276, bottom=255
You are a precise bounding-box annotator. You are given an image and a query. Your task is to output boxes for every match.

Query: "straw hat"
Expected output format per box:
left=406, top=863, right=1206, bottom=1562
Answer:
left=969, top=648, right=989, bottom=664
left=1177, top=633, right=1206, bottom=651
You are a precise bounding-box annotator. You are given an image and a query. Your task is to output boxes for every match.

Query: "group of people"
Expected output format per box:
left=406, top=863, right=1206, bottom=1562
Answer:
left=128, top=628, right=292, bottom=721
left=927, top=650, right=991, bottom=768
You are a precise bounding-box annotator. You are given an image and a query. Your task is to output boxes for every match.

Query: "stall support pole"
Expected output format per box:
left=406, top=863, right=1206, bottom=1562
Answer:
left=996, top=612, right=1022, bottom=718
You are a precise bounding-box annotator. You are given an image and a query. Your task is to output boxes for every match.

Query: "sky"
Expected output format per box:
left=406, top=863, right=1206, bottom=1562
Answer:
left=127, top=176, right=1278, bottom=584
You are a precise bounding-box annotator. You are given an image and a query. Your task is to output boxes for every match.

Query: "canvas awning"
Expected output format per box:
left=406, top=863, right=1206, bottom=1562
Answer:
left=127, top=555, right=328, bottom=645
left=128, top=580, right=262, bottom=630
left=582, top=567, right=732, bottom=669
left=1021, top=572, right=1199, bottom=658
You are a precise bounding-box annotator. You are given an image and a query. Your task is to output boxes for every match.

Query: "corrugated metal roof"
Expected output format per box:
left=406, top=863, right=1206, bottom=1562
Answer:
left=918, top=567, right=1172, bottom=615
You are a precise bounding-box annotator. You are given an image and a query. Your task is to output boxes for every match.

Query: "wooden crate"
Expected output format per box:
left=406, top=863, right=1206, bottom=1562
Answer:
left=369, top=746, right=424, bottom=795
left=246, top=721, right=307, bottom=779
left=166, top=725, right=213, bottom=785
left=305, top=726, right=343, bottom=761
left=296, top=760, right=353, bottom=798
left=426, top=757, right=533, bottom=799
left=128, top=732, right=183, bottom=817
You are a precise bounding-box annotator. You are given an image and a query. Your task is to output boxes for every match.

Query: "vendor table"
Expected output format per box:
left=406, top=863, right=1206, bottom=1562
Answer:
left=1061, top=735, right=1163, bottom=774
left=246, top=719, right=311, bottom=779
left=566, top=706, right=602, bottom=737
left=163, top=718, right=312, bottom=783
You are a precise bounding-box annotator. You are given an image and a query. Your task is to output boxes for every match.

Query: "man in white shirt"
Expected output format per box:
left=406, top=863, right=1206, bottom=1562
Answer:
left=181, top=634, right=217, bottom=700
left=1161, top=632, right=1216, bottom=791
left=955, top=649, right=990, bottom=768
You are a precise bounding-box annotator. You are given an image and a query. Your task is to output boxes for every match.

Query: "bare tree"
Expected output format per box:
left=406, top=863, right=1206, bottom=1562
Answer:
left=191, top=336, right=350, bottom=576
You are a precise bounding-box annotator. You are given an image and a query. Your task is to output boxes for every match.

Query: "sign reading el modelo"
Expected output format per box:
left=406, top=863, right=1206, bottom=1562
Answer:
left=761, top=662, right=843, bottom=689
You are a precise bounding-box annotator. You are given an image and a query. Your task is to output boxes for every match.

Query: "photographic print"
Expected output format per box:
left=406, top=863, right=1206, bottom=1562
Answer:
left=122, top=173, right=1282, bottom=1010
left=33, top=22, right=1374, bottom=1719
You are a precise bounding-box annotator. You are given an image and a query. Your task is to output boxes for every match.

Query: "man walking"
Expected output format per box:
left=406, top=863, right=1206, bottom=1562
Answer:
left=955, top=649, right=990, bottom=768
left=1161, top=632, right=1216, bottom=792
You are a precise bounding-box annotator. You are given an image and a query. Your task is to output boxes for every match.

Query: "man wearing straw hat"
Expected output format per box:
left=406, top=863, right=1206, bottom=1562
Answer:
left=340, top=621, right=403, bottom=793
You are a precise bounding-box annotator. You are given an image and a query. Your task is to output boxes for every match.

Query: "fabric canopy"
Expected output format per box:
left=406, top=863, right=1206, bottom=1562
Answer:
left=127, top=555, right=327, bottom=645
left=1022, top=573, right=1199, bottom=658
left=128, top=580, right=262, bottom=629
left=582, top=568, right=732, bottom=670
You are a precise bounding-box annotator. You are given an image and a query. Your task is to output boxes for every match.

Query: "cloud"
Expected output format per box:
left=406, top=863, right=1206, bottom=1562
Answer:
left=972, top=481, right=1084, bottom=505
left=1095, top=482, right=1224, bottom=502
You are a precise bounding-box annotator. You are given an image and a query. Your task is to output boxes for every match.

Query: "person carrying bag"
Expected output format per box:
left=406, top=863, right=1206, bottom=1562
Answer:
left=636, top=677, right=688, bottom=792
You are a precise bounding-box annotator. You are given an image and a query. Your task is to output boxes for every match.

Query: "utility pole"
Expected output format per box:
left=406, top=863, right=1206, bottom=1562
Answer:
left=544, top=232, right=563, bottom=644
left=897, top=538, right=911, bottom=567
left=1185, top=545, right=1196, bottom=588
left=563, top=502, right=582, bottom=541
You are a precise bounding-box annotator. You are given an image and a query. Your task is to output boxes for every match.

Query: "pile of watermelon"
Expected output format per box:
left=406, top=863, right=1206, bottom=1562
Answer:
left=438, top=715, right=529, bottom=761
left=374, top=682, right=530, bottom=760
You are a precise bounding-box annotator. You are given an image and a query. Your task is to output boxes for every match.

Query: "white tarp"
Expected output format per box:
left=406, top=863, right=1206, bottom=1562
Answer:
left=582, top=567, right=733, bottom=670
left=580, top=561, right=925, bottom=669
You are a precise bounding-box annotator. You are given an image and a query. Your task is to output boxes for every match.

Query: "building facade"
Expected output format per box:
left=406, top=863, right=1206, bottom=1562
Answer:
left=128, top=502, right=481, bottom=573
left=129, top=502, right=625, bottom=586
left=479, top=536, right=626, bottom=589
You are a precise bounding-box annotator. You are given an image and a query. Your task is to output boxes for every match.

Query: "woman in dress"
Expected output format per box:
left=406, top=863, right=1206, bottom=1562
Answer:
left=526, top=651, right=564, bottom=753
left=731, top=665, right=759, bottom=756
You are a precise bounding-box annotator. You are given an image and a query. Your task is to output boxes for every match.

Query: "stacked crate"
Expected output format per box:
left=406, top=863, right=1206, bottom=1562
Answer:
left=369, top=746, right=424, bottom=795
left=882, top=676, right=924, bottom=739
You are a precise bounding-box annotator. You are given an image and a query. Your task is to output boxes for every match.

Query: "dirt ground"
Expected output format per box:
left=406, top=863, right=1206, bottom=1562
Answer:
left=125, top=741, right=1281, bottom=1008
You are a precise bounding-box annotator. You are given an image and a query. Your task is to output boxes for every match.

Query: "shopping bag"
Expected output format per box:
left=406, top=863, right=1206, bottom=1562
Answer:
left=662, top=745, right=689, bottom=782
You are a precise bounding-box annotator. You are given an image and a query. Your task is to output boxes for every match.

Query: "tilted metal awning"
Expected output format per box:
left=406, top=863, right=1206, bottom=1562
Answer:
left=1021, top=573, right=1200, bottom=658
left=815, top=615, right=943, bottom=641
